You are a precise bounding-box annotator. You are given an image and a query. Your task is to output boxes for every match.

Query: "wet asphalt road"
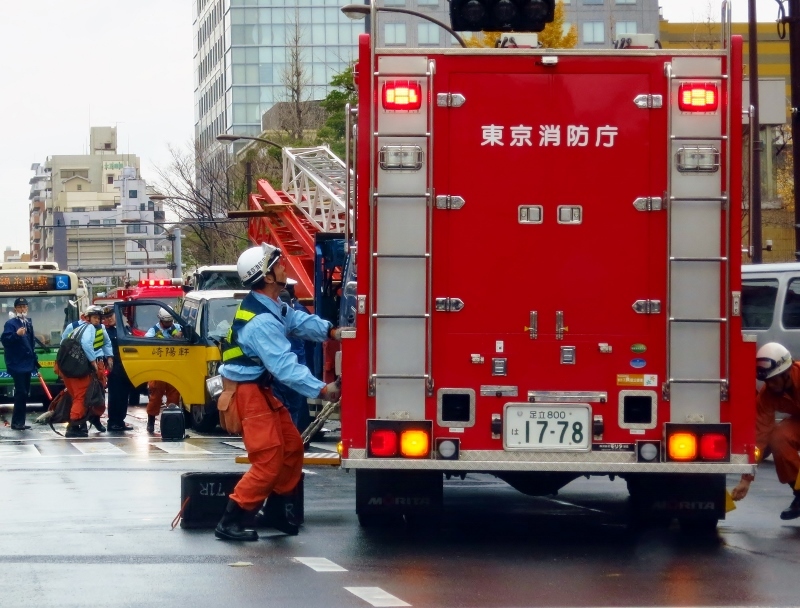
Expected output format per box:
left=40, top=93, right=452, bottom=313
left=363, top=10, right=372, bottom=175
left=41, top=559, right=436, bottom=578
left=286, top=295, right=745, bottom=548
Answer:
left=2, top=403, right=800, bottom=608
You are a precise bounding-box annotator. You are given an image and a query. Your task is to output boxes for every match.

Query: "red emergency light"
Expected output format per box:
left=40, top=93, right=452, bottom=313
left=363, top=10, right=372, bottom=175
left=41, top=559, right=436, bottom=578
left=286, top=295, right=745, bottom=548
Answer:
left=139, top=278, right=175, bottom=287
left=678, top=82, right=719, bottom=112
left=382, top=80, right=422, bottom=111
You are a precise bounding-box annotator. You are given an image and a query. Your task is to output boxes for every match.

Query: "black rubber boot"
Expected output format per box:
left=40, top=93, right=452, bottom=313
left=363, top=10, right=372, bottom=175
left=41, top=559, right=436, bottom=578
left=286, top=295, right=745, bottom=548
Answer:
left=146, top=415, right=156, bottom=435
left=65, top=421, right=88, bottom=438
left=780, top=492, right=800, bottom=520
left=254, top=493, right=299, bottom=536
left=89, top=416, right=106, bottom=433
left=215, top=499, right=259, bottom=541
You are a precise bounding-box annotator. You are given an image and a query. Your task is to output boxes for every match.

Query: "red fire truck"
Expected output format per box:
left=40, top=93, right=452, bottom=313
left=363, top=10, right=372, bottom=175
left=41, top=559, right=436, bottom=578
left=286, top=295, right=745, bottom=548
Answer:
left=335, top=12, right=756, bottom=530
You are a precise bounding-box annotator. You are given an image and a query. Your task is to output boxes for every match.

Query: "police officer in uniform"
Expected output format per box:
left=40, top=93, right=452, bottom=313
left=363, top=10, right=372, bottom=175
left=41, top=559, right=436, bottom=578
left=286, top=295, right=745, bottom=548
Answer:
left=102, top=306, right=134, bottom=432
left=214, top=243, right=344, bottom=541
left=1, top=297, right=39, bottom=430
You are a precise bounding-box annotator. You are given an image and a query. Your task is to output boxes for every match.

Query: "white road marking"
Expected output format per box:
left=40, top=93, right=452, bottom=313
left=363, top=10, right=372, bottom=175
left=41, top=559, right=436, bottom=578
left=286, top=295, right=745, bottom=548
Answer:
left=293, top=557, right=347, bottom=572
left=0, top=444, right=40, bottom=458
left=344, top=587, right=410, bottom=607
left=222, top=441, right=246, bottom=450
left=71, top=442, right=127, bottom=456
left=308, top=442, right=337, bottom=452
left=151, top=442, right=212, bottom=454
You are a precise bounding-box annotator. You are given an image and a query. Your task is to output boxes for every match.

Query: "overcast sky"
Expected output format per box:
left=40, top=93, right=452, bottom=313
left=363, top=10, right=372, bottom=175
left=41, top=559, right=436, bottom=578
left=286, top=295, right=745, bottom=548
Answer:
left=0, top=0, right=785, bottom=255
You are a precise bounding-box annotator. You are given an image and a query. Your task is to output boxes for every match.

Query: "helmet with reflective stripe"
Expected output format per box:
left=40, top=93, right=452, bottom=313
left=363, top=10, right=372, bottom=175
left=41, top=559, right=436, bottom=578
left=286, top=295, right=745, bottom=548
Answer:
left=756, top=342, right=793, bottom=381
left=237, top=243, right=282, bottom=287
left=157, top=307, right=172, bottom=322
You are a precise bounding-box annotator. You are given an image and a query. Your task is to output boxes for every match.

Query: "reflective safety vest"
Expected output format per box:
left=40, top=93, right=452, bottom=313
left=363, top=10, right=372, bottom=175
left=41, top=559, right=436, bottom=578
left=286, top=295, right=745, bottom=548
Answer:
left=149, top=324, right=181, bottom=339
left=221, top=292, right=282, bottom=367
left=92, top=327, right=104, bottom=351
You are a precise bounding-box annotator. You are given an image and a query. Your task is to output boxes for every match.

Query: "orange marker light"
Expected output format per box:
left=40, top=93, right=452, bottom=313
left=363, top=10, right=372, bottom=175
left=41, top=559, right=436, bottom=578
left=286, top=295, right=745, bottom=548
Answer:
left=400, top=429, right=430, bottom=458
left=668, top=432, right=698, bottom=461
left=382, top=81, right=422, bottom=111
left=678, top=83, right=719, bottom=112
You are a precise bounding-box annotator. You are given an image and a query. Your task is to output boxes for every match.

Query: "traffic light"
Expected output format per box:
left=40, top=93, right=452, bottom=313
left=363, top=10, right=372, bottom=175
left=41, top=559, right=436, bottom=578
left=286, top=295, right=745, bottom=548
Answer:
left=449, top=0, right=555, bottom=33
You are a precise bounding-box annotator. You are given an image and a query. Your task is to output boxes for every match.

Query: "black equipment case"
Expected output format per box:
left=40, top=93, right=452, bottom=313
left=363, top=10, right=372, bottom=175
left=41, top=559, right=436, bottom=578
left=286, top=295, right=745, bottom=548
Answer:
left=160, top=403, right=185, bottom=441
left=179, top=472, right=304, bottom=529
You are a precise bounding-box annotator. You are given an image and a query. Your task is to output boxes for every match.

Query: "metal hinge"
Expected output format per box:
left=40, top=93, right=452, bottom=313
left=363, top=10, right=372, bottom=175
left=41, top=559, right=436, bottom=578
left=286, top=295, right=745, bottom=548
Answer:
left=435, top=195, right=465, bottom=210
left=633, top=94, right=663, bottom=109
left=436, top=93, right=466, bottom=108
left=632, top=196, right=664, bottom=211
left=435, top=297, right=465, bottom=312
left=632, top=300, right=662, bottom=314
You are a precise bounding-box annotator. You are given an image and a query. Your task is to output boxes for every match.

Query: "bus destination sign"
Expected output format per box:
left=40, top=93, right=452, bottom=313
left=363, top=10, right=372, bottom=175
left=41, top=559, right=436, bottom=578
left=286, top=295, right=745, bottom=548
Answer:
left=0, top=273, right=71, bottom=292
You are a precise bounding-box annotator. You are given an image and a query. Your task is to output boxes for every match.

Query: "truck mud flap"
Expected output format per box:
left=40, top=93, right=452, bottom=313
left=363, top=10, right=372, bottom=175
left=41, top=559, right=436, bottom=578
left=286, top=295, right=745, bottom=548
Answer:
left=355, top=470, right=443, bottom=517
left=626, top=473, right=726, bottom=524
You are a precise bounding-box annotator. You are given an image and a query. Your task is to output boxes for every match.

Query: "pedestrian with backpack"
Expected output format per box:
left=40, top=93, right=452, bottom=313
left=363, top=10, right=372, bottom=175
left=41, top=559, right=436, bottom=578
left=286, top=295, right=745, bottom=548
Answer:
left=1, top=298, right=39, bottom=431
left=62, top=305, right=114, bottom=438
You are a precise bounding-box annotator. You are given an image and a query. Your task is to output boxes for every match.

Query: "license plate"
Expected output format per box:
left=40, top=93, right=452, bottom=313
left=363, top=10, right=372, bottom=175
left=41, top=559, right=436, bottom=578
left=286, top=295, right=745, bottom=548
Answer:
left=39, top=360, right=54, bottom=368
left=504, top=403, right=591, bottom=451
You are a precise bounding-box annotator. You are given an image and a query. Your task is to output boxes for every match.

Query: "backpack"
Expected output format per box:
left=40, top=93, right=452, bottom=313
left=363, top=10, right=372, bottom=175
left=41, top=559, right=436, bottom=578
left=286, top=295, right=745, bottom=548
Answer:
left=56, top=324, right=92, bottom=378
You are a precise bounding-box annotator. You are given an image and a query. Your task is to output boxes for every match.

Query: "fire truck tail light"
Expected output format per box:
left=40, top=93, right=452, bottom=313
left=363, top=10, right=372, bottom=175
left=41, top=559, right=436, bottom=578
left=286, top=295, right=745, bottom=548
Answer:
left=382, top=80, right=422, bottom=111
left=369, top=429, right=398, bottom=457
left=700, top=433, right=728, bottom=460
left=668, top=432, right=697, bottom=461
left=678, top=82, right=719, bottom=112
left=400, top=430, right=430, bottom=458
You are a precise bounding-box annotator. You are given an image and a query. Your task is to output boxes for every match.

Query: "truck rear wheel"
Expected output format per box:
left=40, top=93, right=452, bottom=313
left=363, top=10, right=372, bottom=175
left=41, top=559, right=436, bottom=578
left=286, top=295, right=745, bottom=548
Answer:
left=191, top=402, right=219, bottom=432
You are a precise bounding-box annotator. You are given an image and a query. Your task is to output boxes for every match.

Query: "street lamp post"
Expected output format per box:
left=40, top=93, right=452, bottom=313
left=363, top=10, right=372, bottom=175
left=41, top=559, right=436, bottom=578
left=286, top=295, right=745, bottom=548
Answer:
left=121, top=217, right=183, bottom=280
left=133, top=238, right=151, bottom=280
left=340, top=3, right=467, bottom=48
left=216, top=134, right=284, bottom=194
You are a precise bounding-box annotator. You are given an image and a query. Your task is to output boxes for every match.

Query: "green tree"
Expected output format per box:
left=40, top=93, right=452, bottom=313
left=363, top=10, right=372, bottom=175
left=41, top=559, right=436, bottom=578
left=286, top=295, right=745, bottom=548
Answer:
left=317, top=64, right=357, bottom=160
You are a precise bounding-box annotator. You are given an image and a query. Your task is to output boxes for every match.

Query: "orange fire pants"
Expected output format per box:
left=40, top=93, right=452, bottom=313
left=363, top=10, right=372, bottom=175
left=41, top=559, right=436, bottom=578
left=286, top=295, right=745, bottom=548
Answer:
left=229, top=383, right=303, bottom=512
left=65, top=364, right=107, bottom=422
left=767, top=417, right=800, bottom=488
left=147, top=381, right=180, bottom=417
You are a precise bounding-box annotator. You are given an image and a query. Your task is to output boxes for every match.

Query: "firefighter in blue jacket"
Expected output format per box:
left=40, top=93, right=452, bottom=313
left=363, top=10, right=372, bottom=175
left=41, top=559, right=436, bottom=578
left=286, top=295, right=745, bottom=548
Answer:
left=1, top=297, right=39, bottom=430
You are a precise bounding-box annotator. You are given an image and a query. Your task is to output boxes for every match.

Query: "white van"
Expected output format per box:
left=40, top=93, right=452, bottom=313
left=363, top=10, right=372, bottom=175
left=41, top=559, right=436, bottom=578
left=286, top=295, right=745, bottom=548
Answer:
left=741, top=263, right=800, bottom=357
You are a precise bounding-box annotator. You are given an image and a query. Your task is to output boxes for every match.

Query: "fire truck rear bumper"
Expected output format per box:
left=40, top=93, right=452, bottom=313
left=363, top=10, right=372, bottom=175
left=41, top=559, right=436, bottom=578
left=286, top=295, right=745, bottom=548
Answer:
left=342, top=450, right=754, bottom=475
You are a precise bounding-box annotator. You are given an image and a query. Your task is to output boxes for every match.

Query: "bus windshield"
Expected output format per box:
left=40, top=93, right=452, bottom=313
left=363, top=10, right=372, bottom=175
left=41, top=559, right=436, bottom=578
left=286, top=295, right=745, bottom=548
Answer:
left=0, top=295, right=78, bottom=346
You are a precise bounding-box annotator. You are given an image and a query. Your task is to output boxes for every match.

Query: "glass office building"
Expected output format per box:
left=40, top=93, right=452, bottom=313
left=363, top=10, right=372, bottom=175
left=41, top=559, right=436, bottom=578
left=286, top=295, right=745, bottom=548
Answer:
left=194, top=0, right=365, bottom=149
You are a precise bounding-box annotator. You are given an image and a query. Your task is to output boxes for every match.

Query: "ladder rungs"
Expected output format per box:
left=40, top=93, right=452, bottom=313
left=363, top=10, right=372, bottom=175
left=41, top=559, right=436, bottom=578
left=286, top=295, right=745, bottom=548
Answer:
left=670, top=317, right=727, bottom=323
left=668, top=378, right=726, bottom=384
left=671, top=135, right=728, bottom=141
left=373, top=253, right=429, bottom=259
left=670, top=256, right=727, bottom=262
left=373, top=70, right=432, bottom=78
left=373, top=193, right=429, bottom=199
left=374, top=132, right=430, bottom=138
left=371, top=374, right=430, bottom=380
left=373, top=314, right=429, bottom=319
left=670, top=196, right=728, bottom=203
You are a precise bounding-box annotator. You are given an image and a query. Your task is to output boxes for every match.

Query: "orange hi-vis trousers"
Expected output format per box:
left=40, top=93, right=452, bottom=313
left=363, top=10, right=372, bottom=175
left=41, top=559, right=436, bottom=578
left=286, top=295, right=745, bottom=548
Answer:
left=229, top=383, right=303, bottom=512
left=767, top=417, right=800, bottom=489
left=65, top=365, right=106, bottom=422
left=147, top=381, right=180, bottom=417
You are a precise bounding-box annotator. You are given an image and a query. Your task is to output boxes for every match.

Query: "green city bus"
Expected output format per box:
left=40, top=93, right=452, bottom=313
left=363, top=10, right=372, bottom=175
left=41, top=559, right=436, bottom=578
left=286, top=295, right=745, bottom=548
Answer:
left=0, top=262, right=85, bottom=406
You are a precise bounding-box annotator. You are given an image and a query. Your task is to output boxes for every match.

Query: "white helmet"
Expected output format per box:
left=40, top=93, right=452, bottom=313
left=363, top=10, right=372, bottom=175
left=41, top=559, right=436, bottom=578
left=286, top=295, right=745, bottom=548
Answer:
left=157, top=308, right=173, bottom=322
left=756, top=342, right=793, bottom=381
left=237, top=243, right=283, bottom=287
left=85, top=305, right=103, bottom=318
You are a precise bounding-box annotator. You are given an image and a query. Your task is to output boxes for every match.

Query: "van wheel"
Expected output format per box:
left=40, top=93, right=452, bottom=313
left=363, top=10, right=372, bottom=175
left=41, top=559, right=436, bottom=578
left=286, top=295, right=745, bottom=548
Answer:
left=191, top=403, right=219, bottom=432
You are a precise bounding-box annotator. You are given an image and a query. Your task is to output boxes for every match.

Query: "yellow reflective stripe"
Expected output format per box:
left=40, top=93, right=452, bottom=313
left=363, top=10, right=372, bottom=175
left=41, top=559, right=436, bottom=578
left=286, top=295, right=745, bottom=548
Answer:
left=222, top=346, right=244, bottom=362
left=93, top=328, right=104, bottom=350
left=234, top=309, right=256, bottom=322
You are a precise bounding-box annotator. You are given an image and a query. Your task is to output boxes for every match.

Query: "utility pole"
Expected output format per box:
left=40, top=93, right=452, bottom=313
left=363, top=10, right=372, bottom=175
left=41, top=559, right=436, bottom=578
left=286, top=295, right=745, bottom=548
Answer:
left=749, top=0, right=763, bottom=263
left=788, top=0, right=800, bottom=258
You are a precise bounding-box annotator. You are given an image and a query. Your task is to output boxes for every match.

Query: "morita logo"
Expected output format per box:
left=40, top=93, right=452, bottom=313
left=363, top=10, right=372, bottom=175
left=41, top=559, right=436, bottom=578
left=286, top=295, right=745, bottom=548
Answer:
left=367, top=496, right=431, bottom=506
left=652, top=500, right=716, bottom=511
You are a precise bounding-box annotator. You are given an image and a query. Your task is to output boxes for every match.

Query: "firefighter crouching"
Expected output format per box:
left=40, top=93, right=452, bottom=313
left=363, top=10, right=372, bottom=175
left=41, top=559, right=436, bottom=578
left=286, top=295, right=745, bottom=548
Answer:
left=732, top=342, right=800, bottom=520
left=62, top=305, right=113, bottom=438
left=144, top=308, right=182, bottom=434
left=214, top=243, right=344, bottom=542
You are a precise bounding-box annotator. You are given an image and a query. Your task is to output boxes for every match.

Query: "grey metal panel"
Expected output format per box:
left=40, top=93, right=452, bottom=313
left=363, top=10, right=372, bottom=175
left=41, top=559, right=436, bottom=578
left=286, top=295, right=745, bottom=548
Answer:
left=669, top=383, right=722, bottom=424
left=375, top=378, right=426, bottom=419
left=670, top=148, right=723, bottom=198
left=670, top=263, right=720, bottom=318
left=376, top=318, right=425, bottom=375
left=376, top=137, right=428, bottom=194
left=671, top=56, right=722, bottom=78
left=670, top=323, right=721, bottom=380
left=377, top=55, right=429, bottom=76
left=377, top=258, right=426, bottom=315
left=376, top=197, right=427, bottom=255
left=670, top=202, right=721, bottom=258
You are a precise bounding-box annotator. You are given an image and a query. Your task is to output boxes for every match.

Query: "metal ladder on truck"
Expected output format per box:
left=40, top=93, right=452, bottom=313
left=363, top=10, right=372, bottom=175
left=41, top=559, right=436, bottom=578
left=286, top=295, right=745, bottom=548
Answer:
left=663, top=10, right=732, bottom=423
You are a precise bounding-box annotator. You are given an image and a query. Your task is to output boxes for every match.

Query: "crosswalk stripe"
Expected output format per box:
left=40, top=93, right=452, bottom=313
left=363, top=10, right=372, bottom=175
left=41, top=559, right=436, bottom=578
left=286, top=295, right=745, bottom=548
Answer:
left=71, top=442, right=127, bottom=456
left=344, top=587, right=410, bottom=607
left=0, top=444, right=41, bottom=458
left=222, top=441, right=246, bottom=450
left=293, top=557, right=347, bottom=572
left=152, top=442, right=213, bottom=454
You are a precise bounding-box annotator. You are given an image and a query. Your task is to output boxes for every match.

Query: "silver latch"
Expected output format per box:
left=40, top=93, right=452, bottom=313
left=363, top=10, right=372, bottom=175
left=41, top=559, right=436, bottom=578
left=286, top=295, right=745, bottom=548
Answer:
left=528, top=311, right=537, bottom=340
left=492, top=358, right=507, bottom=376
left=357, top=295, right=366, bottom=315
left=561, top=346, right=576, bottom=364
left=632, top=300, right=662, bottom=314
left=435, top=297, right=465, bottom=312
left=632, top=196, right=663, bottom=211
left=556, top=311, right=566, bottom=340
left=732, top=291, right=741, bottom=317
left=435, top=195, right=466, bottom=210
left=471, top=354, right=484, bottom=364
left=633, top=94, right=663, bottom=109
left=436, top=93, right=466, bottom=107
